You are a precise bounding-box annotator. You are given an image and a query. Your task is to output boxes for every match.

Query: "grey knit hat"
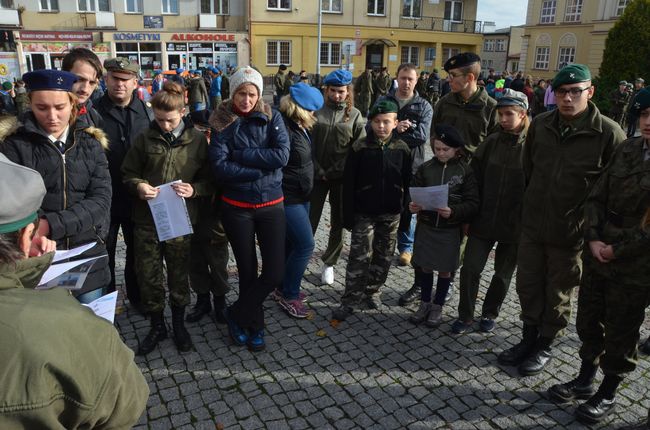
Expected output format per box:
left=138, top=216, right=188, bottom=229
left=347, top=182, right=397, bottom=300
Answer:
left=229, top=66, right=263, bottom=97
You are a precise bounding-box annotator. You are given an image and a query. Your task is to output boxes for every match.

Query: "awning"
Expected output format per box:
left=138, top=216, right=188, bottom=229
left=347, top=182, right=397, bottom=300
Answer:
left=363, top=38, right=396, bottom=47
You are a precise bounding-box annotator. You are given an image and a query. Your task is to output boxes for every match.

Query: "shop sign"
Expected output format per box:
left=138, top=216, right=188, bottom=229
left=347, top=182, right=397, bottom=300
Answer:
left=167, top=43, right=187, bottom=51
left=189, top=43, right=213, bottom=53
left=214, top=43, right=237, bottom=53
left=20, top=31, right=93, bottom=42
left=171, top=33, right=235, bottom=42
left=113, top=33, right=161, bottom=41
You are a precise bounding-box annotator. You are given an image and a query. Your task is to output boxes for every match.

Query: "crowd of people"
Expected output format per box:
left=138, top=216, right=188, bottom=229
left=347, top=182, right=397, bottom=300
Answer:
left=1, top=45, right=649, bottom=429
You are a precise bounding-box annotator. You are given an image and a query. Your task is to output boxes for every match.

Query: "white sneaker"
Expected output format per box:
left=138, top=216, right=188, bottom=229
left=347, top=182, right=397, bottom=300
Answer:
left=321, top=265, right=334, bottom=285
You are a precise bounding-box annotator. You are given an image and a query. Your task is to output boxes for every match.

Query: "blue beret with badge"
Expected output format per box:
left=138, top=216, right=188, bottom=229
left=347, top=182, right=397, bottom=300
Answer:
left=434, top=124, right=465, bottom=149
left=23, top=69, right=77, bottom=92
left=323, top=69, right=352, bottom=86
left=289, top=82, right=324, bottom=111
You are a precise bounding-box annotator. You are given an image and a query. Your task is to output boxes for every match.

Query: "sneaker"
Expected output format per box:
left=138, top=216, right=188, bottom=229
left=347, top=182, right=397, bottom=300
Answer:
left=270, top=289, right=307, bottom=303
left=444, top=281, right=454, bottom=303
left=321, top=265, right=334, bottom=285
left=409, top=301, right=432, bottom=324
left=479, top=317, right=496, bottom=333
left=425, top=304, right=443, bottom=327
left=398, top=251, right=412, bottom=266
left=279, top=298, right=310, bottom=319
left=331, top=305, right=354, bottom=321
left=225, top=309, right=248, bottom=346
left=451, top=319, right=473, bottom=334
left=247, top=329, right=265, bottom=352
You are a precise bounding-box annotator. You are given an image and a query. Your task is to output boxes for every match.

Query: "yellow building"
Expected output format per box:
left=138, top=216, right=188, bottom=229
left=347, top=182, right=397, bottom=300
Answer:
left=519, top=0, right=630, bottom=80
left=250, top=0, right=484, bottom=78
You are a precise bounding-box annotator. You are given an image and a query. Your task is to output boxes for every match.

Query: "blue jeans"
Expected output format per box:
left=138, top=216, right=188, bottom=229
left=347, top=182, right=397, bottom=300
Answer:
left=76, top=287, right=105, bottom=304
left=397, top=214, right=416, bottom=253
left=283, top=202, right=315, bottom=300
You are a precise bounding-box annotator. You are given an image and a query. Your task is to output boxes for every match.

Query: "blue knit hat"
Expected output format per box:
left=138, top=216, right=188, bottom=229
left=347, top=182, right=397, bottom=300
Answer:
left=323, top=69, right=352, bottom=86
left=289, top=83, right=324, bottom=111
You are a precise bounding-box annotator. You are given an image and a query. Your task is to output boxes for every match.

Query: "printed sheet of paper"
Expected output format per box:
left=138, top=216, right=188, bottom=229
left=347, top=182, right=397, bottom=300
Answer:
left=147, top=180, right=193, bottom=242
left=52, top=242, right=96, bottom=263
left=37, top=256, right=103, bottom=289
left=82, top=291, right=118, bottom=324
left=409, top=184, right=449, bottom=211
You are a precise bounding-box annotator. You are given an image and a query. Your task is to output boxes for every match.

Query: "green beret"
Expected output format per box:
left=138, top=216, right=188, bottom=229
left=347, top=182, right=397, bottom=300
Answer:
left=552, top=64, right=591, bottom=88
left=368, top=100, right=398, bottom=118
left=631, top=88, right=650, bottom=114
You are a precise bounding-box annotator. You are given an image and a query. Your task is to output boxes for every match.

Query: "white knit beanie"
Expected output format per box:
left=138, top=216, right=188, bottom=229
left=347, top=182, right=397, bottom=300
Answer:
left=229, top=66, right=263, bottom=97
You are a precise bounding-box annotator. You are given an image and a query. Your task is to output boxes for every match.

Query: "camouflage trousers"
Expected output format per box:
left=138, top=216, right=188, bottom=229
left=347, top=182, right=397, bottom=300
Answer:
left=134, top=224, right=191, bottom=313
left=190, top=216, right=230, bottom=298
left=577, top=268, right=650, bottom=376
left=341, top=213, right=400, bottom=306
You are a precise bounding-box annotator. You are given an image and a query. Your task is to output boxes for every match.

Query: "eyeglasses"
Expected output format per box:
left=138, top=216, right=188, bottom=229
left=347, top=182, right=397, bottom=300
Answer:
left=447, top=72, right=466, bottom=79
left=554, top=86, right=592, bottom=97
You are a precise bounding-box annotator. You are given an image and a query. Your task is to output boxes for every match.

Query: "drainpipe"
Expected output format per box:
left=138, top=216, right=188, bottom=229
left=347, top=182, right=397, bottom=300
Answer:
left=317, top=0, right=322, bottom=76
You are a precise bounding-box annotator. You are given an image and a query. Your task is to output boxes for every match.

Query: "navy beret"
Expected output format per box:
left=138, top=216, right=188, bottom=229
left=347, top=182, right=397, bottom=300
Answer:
left=444, top=52, right=481, bottom=72
left=323, top=69, right=352, bottom=86
left=290, top=82, right=324, bottom=111
left=631, top=88, right=650, bottom=115
left=434, top=124, right=465, bottom=149
left=23, top=69, right=77, bottom=92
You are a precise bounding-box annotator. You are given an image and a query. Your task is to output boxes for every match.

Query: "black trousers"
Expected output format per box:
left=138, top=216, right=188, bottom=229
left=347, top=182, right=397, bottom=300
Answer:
left=106, top=215, right=140, bottom=306
left=221, top=202, right=286, bottom=331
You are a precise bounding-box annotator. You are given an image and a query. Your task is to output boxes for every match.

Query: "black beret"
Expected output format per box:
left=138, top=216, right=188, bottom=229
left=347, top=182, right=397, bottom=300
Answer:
left=190, top=110, right=211, bottom=127
left=444, top=52, right=481, bottom=72
left=631, top=88, right=650, bottom=115
left=433, top=124, right=465, bottom=149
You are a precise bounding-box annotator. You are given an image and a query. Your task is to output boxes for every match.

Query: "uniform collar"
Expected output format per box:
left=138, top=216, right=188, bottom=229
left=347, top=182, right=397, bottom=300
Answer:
left=0, top=253, right=54, bottom=291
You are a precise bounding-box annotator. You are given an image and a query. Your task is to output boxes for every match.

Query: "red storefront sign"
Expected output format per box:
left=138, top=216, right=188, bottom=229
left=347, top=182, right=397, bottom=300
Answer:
left=171, top=33, right=235, bottom=42
left=19, top=31, right=93, bottom=42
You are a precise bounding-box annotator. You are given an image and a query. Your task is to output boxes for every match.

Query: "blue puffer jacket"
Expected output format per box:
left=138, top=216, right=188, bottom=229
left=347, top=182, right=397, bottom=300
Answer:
left=208, top=100, right=290, bottom=204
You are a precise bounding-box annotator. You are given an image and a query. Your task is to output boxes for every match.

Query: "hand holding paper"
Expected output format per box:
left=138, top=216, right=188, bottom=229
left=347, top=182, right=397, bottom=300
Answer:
left=409, top=184, right=449, bottom=211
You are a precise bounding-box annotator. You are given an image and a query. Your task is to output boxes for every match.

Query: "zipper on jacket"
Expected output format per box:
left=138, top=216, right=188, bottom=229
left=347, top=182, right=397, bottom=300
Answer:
left=49, top=133, right=77, bottom=250
left=436, top=162, right=447, bottom=228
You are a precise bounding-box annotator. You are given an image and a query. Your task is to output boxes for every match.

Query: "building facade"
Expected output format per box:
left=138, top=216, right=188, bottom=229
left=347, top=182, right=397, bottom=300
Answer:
left=519, top=0, right=630, bottom=80
left=250, top=0, right=484, bottom=78
left=0, top=0, right=249, bottom=82
left=480, top=25, right=524, bottom=75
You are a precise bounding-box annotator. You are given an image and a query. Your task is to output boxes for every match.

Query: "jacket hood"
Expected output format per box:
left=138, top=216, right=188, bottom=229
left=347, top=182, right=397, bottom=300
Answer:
left=82, top=126, right=109, bottom=150
left=0, top=114, right=19, bottom=142
left=208, top=99, right=273, bottom=132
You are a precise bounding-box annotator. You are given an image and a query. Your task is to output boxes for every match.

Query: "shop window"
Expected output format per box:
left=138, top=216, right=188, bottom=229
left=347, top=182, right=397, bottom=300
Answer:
left=557, top=46, right=575, bottom=70
left=534, top=46, right=550, bottom=70
left=267, top=0, right=290, bottom=10
left=444, top=1, right=463, bottom=22
left=78, top=0, right=110, bottom=12
left=495, top=39, right=506, bottom=52
left=367, top=0, right=384, bottom=15
left=201, top=0, right=228, bottom=14
left=321, top=0, right=341, bottom=13
left=267, top=40, right=291, bottom=66
left=483, top=40, right=494, bottom=52
left=402, top=0, right=421, bottom=18
left=116, top=42, right=162, bottom=79
left=616, top=0, right=629, bottom=16
left=125, top=0, right=142, bottom=13
left=564, top=0, right=582, bottom=22
left=401, top=46, right=419, bottom=66
left=162, top=0, right=178, bottom=14
left=320, top=42, right=341, bottom=66
left=540, top=0, right=556, bottom=24
left=40, top=0, right=59, bottom=11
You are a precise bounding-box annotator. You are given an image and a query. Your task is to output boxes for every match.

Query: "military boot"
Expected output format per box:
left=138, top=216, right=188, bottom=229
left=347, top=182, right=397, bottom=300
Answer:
left=576, top=374, right=622, bottom=424
left=498, top=324, right=538, bottom=366
left=213, top=294, right=227, bottom=324
left=185, top=293, right=212, bottom=323
left=548, top=361, right=597, bottom=403
left=518, top=336, right=553, bottom=376
left=137, top=311, right=167, bottom=356
left=398, top=283, right=421, bottom=306
left=171, top=306, right=193, bottom=353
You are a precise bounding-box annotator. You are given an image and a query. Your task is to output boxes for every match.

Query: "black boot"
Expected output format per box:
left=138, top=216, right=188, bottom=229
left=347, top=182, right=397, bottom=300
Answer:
left=213, top=295, right=227, bottom=324
left=171, top=306, right=193, bottom=352
left=398, top=284, right=421, bottom=306
left=518, top=336, right=553, bottom=376
left=547, top=361, right=597, bottom=403
left=137, top=311, right=167, bottom=356
left=576, top=374, right=622, bottom=424
left=185, top=294, right=212, bottom=323
left=498, top=324, right=539, bottom=366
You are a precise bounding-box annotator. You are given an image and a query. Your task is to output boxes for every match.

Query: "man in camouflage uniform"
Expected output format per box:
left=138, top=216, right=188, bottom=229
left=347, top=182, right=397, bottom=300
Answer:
left=627, top=77, right=645, bottom=137
left=372, top=67, right=392, bottom=107
left=609, top=80, right=631, bottom=127
left=354, top=68, right=374, bottom=116
left=415, top=71, right=429, bottom=101
left=497, top=64, right=626, bottom=376
left=273, top=64, right=287, bottom=106
left=546, top=88, right=650, bottom=425
left=426, top=68, right=442, bottom=107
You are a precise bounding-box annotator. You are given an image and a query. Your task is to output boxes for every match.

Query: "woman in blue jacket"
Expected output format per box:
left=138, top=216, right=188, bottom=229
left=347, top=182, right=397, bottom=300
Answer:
left=208, top=66, right=290, bottom=352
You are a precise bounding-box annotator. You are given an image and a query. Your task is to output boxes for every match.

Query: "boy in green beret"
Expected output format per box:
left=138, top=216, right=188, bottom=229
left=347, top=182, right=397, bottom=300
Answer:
left=331, top=100, right=412, bottom=321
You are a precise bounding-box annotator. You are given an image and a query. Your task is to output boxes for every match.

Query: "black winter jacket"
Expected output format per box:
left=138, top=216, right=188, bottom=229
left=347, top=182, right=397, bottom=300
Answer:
left=281, top=116, right=313, bottom=205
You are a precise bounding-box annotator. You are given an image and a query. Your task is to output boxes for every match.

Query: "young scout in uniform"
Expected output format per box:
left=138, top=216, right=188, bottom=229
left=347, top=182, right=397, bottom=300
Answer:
left=546, top=88, right=650, bottom=425
left=498, top=64, right=626, bottom=376
left=331, top=100, right=411, bottom=321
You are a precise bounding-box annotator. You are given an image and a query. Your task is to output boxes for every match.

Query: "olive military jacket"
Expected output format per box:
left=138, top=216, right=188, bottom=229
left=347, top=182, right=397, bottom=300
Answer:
left=521, top=101, right=626, bottom=248
left=0, top=253, right=149, bottom=428
left=583, top=136, right=650, bottom=286
left=432, top=86, right=498, bottom=153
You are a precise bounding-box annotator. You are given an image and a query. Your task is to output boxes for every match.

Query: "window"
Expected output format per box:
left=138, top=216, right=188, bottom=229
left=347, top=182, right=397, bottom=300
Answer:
left=540, top=0, right=556, bottom=24
left=402, top=0, right=421, bottom=18
left=496, top=39, right=506, bottom=52
left=401, top=46, right=419, bottom=66
left=444, top=1, right=463, bottom=22
left=557, top=46, right=575, bottom=69
left=367, top=0, right=384, bottom=15
left=125, top=0, right=142, bottom=13
left=616, top=0, right=629, bottom=16
left=534, top=46, right=550, bottom=69
left=322, top=0, right=341, bottom=13
left=320, top=42, right=341, bottom=66
left=483, top=40, right=495, bottom=52
left=40, top=0, right=58, bottom=11
left=481, top=59, right=493, bottom=68
left=162, top=0, right=178, bottom=14
left=425, top=47, right=436, bottom=62
left=564, top=0, right=582, bottom=22
left=267, top=0, right=290, bottom=10
left=201, top=0, right=228, bottom=14
left=442, top=47, right=460, bottom=60
left=78, top=0, right=110, bottom=11
left=0, top=0, right=13, bottom=8
left=267, top=40, right=291, bottom=65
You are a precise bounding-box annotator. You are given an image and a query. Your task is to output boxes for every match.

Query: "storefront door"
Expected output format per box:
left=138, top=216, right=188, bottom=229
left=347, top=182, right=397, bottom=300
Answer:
left=365, top=44, right=383, bottom=70
left=25, top=53, right=47, bottom=71
left=168, top=53, right=186, bottom=71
